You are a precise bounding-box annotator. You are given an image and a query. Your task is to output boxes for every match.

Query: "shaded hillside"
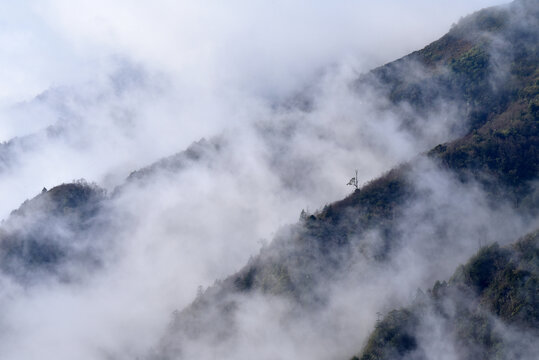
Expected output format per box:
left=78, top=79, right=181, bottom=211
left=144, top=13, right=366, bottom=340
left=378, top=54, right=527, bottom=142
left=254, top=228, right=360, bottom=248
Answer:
left=121, top=0, right=538, bottom=202
left=357, top=0, right=538, bottom=135
left=124, top=137, right=222, bottom=185
left=353, top=230, right=539, bottom=360
left=320, top=0, right=539, bottom=234
left=0, top=1, right=535, bottom=358
left=0, top=181, right=107, bottom=282
left=152, top=1, right=539, bottom=358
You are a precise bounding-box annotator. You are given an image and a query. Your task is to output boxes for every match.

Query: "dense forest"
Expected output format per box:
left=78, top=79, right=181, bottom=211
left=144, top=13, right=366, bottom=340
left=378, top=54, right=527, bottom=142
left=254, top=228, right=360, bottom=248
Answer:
left=0, top=0, right=536, bottom=359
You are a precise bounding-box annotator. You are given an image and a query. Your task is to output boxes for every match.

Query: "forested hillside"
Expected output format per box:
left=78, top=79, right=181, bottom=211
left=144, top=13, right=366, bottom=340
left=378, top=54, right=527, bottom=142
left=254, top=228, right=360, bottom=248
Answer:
left=354, top=231, right=538, bottom=360
left=0, top=1, right=536, bottom=359
left=0, top=181, right=106, bottom=282
left=150, top=1, right=539, bottom=358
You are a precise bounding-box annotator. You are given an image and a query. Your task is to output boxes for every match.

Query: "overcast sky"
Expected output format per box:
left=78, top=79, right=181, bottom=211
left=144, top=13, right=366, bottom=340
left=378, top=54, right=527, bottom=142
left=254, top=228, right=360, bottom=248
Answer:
left=1, top=0, right=506, bottom=108
left=0, top=0, right=507, bottom=216
left=0, top=2, right=526, bottom=359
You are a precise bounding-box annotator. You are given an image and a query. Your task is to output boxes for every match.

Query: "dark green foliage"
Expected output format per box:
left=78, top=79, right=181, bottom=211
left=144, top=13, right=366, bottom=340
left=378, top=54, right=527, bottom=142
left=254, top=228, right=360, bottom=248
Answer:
left=13, top=180, right=105, bottom=220
left=448, top=46, right=490, bottom=103
left=425, top=1, right=539, bottom=192
left=357, top=309, right=419, bottom=360
left=451, top=232, right=539, bottom=326
left=358, top=0, right=538, bottom=140
left=429, top=99, right=539, bottom=200
left=0, top=180, right=106, bottom=281
left=323, top=166, right=409, bottom=225
left=354, top=232, right=539, bottom=360
left=480, top=233, right=539, bottom=326
left=463, top=243, right=511, bottom=291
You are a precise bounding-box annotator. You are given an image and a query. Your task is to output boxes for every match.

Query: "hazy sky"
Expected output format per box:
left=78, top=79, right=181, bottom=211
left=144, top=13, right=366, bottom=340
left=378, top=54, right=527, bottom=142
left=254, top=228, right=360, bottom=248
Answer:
left=0, top=0, right=507, bottom=216
left=1, top=0, right=506, bottom=107
left=0, top=1, right=530, bottom=360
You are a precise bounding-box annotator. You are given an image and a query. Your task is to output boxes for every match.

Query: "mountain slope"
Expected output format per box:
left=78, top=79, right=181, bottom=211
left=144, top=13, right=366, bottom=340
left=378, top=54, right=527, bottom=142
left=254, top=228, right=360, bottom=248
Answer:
left=0, top=181, right=107, bottom=282
left=353, top=230, right=539, bottom=360
left=151, top=1, right=539, bottom=358
left=0, top=1, right=536, bottom=358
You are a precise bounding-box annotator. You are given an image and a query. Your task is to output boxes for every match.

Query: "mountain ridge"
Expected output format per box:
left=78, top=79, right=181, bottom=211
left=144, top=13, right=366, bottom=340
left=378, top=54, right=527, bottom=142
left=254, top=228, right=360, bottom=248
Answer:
left=0, top=1, right=536, bottom=358
left=149, top=1, right=538, bottom=358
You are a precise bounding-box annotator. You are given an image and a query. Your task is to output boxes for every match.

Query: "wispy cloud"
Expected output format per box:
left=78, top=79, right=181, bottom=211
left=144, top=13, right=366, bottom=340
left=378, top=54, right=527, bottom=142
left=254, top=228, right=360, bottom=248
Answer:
left=0, top=1, right=519, bottom=359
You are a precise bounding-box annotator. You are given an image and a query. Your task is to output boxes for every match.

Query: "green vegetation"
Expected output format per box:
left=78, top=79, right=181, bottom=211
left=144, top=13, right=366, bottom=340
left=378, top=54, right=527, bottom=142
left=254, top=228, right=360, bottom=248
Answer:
left=354, top=231, right=539, bottom=360
left=155, top=2, right=539, bottom=358
left=349, top=6, right=539, bottom=356
left=0, top=181, right=106, bottom=280
left=353, top=309, right=419, bottom=360
left=0, top=1, right=534, bottom=358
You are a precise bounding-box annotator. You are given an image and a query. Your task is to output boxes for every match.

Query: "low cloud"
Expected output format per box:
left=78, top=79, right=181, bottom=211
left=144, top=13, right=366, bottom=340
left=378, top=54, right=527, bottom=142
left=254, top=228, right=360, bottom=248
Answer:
left=0, top=1, right=525, bottom=359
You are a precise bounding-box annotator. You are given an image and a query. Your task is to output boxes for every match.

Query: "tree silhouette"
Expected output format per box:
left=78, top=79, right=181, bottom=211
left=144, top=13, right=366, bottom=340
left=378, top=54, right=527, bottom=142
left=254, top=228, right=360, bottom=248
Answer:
left=347, top=169, right=359, bottom=190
